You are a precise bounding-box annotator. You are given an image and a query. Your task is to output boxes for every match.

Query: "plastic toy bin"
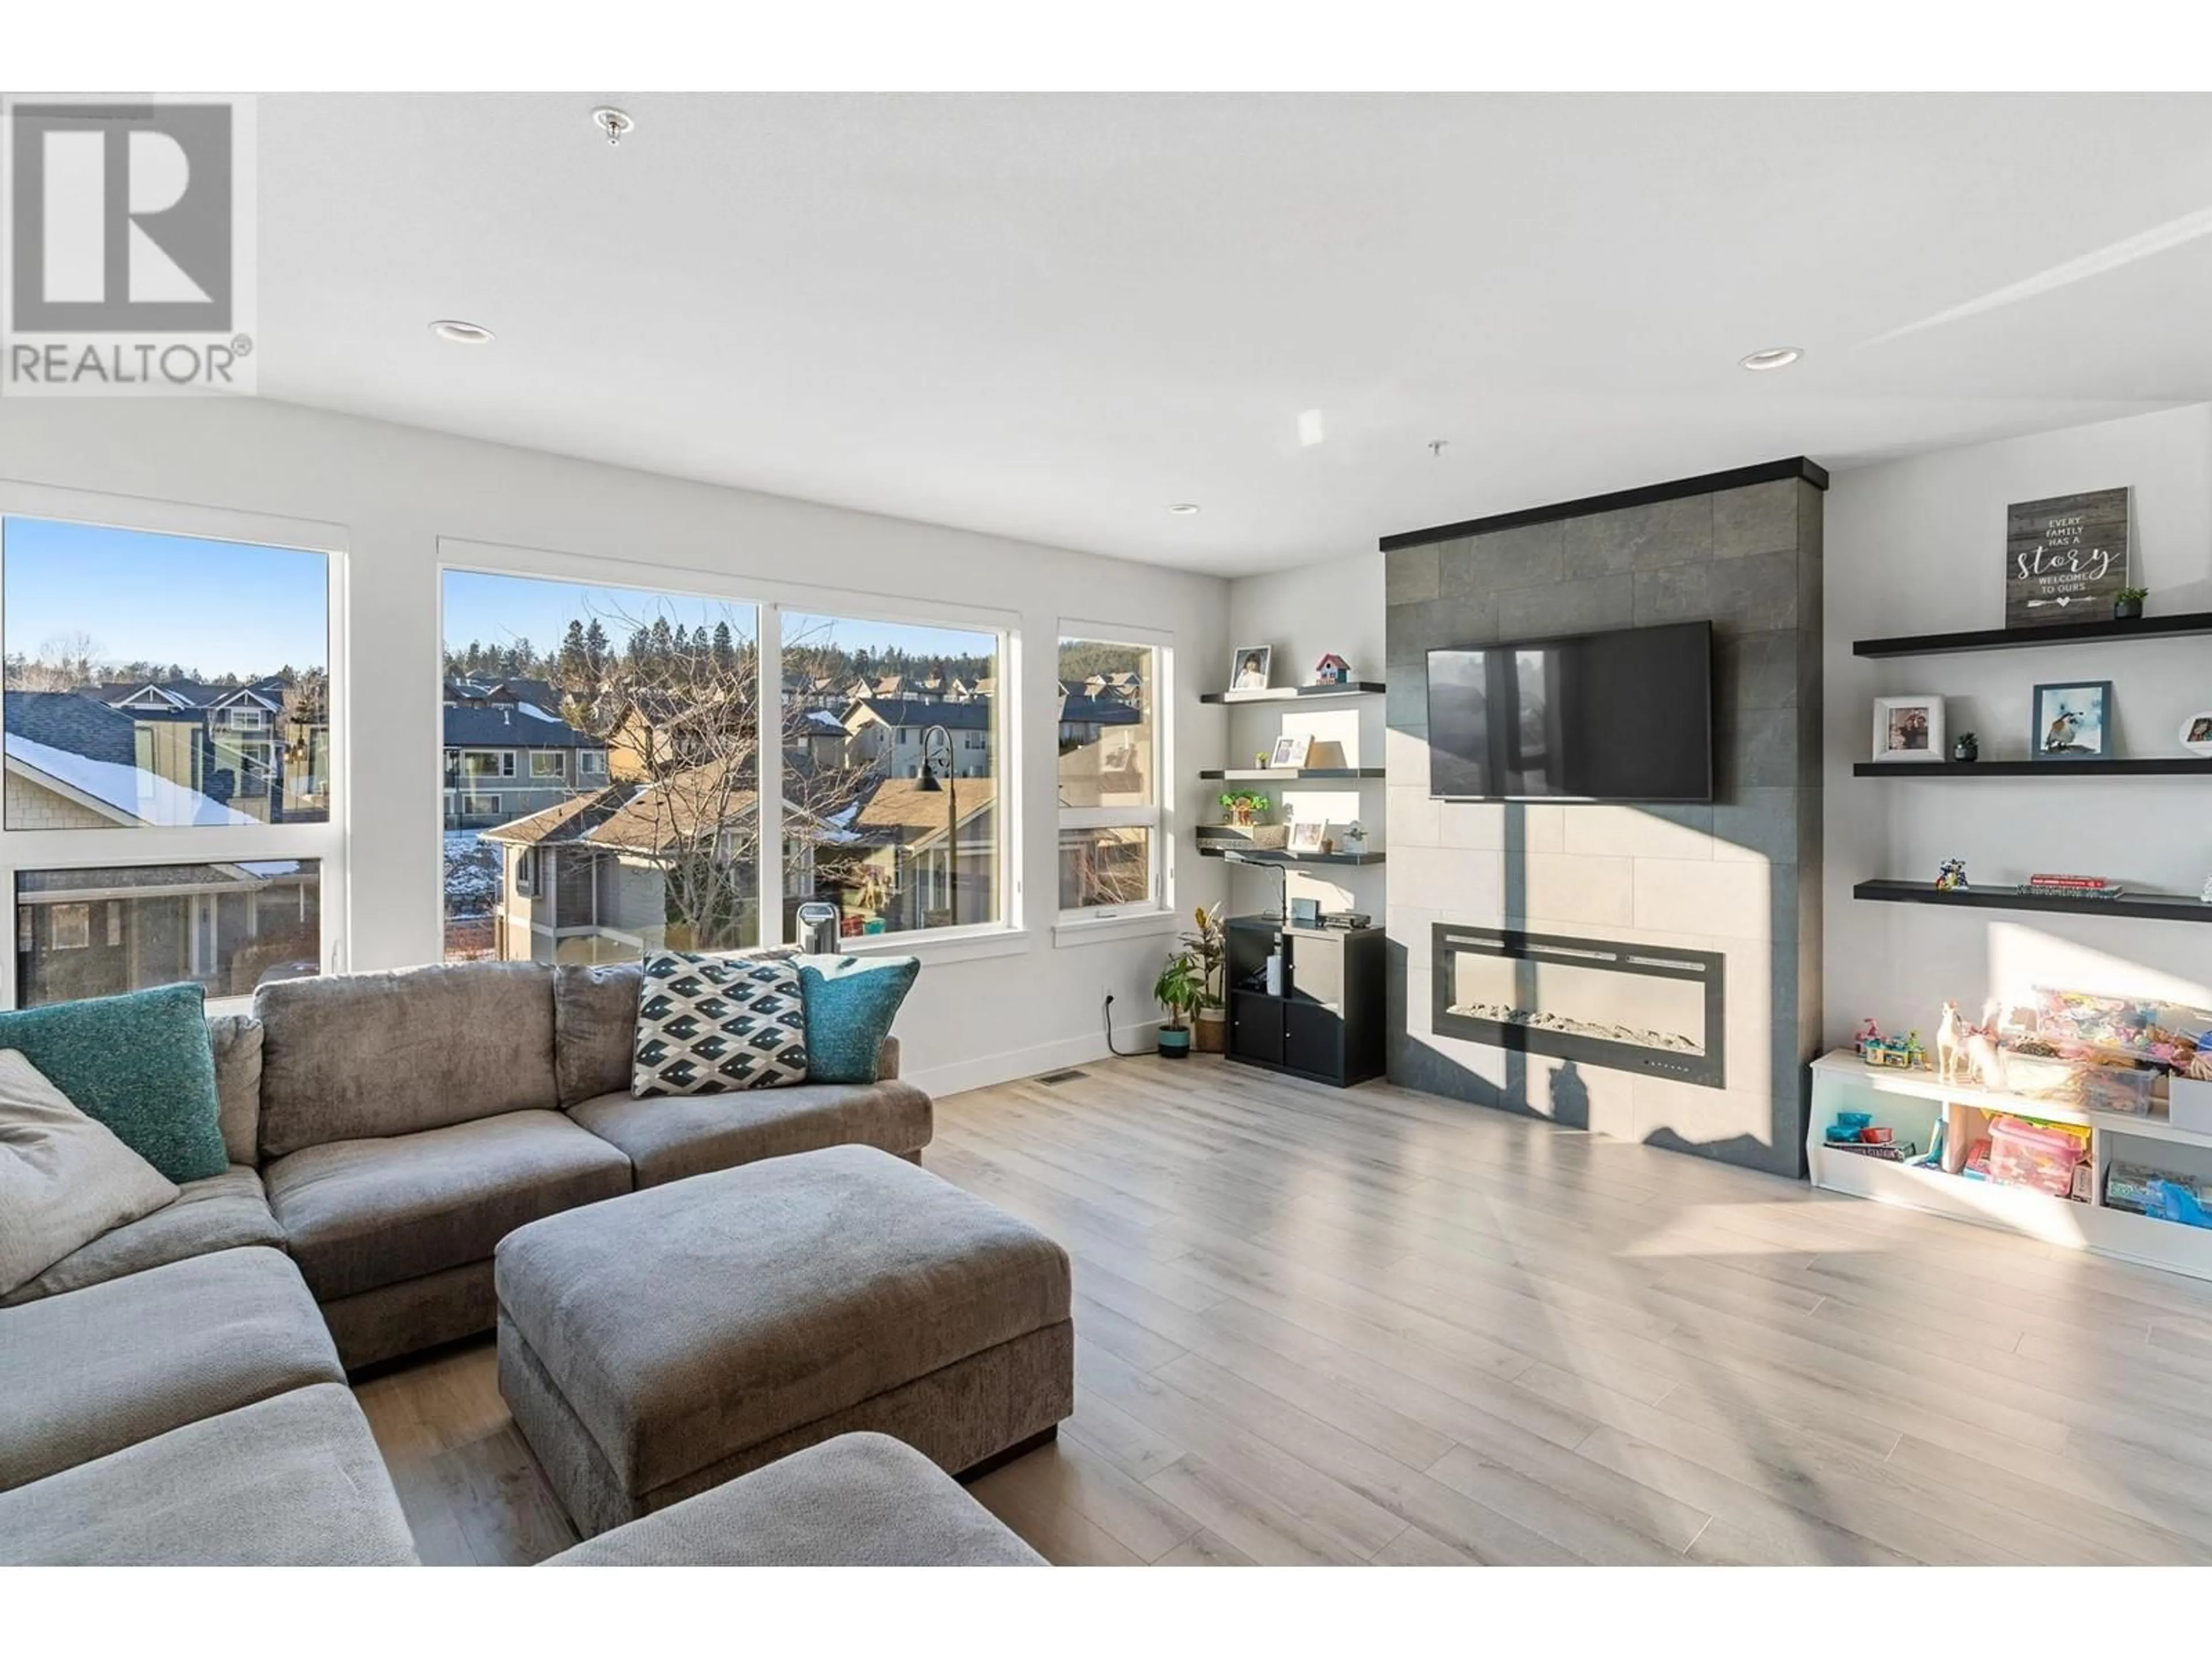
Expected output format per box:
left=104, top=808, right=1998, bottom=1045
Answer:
left=1986, top=1115, right=2089, bottom=1198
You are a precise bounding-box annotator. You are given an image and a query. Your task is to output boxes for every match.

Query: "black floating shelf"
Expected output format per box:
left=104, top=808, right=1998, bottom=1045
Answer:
left=1199, top=767, right=1387, bottom=781
left=1199, top=847, right=1387, bottom=866
left=1854, top=758, right=2212, bottom=778
left=1854, top=610, right=2212, bottom=658
left=1200, top=682, right=1385, bottom=705
left=1854, top=878, right=2212, bottom=924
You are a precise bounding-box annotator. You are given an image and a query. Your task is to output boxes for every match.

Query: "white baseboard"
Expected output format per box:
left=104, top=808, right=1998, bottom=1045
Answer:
left=906, top=1017, right=1164, bottom=1099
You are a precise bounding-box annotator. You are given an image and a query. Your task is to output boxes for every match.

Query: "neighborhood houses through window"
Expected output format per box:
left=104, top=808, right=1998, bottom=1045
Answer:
left=1, top=513, right=339, bottom=1007
left=1057, top=635, right=1161, bottom=915
left=441, top=569, right=760, bottom=965
left=781, top=611, right=1003, bottom=941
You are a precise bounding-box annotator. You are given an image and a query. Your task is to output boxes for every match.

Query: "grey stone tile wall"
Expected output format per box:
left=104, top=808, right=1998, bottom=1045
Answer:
left=1382, top=471, right=1825, bottom=1178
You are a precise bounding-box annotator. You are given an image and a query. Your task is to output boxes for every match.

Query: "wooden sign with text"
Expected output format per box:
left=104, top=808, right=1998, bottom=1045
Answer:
left=2005, top=487, right=2131, bottom=628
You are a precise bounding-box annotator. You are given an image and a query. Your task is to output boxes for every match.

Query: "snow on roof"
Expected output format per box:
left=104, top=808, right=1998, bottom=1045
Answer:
left=5, top=734, right=259, bottom=827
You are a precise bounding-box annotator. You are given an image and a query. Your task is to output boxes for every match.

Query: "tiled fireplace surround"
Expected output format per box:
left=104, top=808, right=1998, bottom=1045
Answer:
left=1381, top=460, right=1825, bottom=1177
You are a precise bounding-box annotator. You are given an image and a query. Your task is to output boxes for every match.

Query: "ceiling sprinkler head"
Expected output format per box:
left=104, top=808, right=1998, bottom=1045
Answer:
left=592, top=107, right=635, bottom=147
left=1428, top=439, right=1449, bottom=457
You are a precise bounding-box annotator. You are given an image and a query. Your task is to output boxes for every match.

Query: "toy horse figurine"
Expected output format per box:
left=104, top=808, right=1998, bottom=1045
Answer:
left=1936, top=1001, right=1966, bottom=1084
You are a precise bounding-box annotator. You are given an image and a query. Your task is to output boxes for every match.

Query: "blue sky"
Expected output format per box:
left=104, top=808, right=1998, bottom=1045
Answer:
left=5, top=517, right=327, bottom=677
left=0, top=518, right=996, bottom=679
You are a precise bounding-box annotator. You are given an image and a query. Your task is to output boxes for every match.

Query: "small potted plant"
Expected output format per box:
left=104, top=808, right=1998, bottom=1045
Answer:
left=1219, top=788, right=1270, bottom=827
left=2113, top=585, right=2149, bottom=622
left=1154, top=948, right=1205, bottom=1059
left=1183, top=903, right=1227, bottom=1053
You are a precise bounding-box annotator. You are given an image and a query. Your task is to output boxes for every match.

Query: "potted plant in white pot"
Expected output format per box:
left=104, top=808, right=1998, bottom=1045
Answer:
left=1154, top=948, right=1205, bottom=1059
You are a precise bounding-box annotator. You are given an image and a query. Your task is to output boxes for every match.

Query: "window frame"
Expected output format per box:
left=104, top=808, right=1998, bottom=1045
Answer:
left=0, top=483, right=350, bottom=1013
left=440, top=537, right=1024, bottom=960
left=1055, top=623, right=1171, bottom=926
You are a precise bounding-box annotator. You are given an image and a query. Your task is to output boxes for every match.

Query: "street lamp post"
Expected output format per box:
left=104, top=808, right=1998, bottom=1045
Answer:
left=918, top=725, right=957, bottom=925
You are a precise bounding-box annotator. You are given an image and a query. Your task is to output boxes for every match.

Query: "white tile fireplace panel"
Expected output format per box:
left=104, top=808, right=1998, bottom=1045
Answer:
left=1561, top=805, right=1719, bottom=861
left=1514, top=853, right=1634, bottom=929
left=1634, top=857, right=1772, bottom=940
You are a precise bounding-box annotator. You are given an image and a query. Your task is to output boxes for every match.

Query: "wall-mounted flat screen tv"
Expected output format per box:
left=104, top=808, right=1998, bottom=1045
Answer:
left=1427, top=619, right=1713, bottom=802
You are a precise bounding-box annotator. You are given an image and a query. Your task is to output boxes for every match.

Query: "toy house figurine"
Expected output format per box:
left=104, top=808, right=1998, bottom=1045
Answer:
left=1312, top=653, right=1353, bottom=685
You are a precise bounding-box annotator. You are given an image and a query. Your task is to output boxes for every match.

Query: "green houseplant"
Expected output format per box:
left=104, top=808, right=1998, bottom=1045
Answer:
left=1219, top=789, right=1270, bottom=827
left=2113, top=585, right=2149, bottom=622
left=1153, top=947, right=1205, bottom=1059
left=1183, top=903, right=1227, bottom=1053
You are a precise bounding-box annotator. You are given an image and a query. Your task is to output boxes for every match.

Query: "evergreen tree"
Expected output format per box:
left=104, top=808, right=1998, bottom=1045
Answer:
left=649, top=618, right=675, bottom=661
left=626, top=627, right=650, bottom=665
left=584, top=620, right=611, bottom=677
left=711, top=620, right=735, bottom=669
left=558, top=620, right=590, bottom=684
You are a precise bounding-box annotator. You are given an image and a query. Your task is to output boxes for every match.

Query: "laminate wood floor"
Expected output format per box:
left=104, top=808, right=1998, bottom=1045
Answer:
left=355, top=1056, right=2212, bottom=1566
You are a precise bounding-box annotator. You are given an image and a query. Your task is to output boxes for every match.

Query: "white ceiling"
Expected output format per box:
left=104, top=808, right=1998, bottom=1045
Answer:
left=257, top=93, right=2212, bottom=576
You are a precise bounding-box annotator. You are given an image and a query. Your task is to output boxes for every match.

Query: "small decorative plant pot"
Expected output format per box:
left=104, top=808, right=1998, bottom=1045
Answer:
left=1157, top=1026, right=1192, bottom=1059
left=1194, top=1007, right=1226, bottom=1054
left=1950, top=733, right=1978, bottom=763
left=2114, top=597, right=2144, bottom=620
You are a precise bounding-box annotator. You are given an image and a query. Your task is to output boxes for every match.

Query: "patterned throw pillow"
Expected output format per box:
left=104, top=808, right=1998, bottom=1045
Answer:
left=632, top=951, right=810, bottom=1097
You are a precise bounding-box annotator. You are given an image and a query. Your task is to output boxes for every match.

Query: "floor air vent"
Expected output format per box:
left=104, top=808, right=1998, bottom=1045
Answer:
left=1036, top=1069, right=1089, bottom=1085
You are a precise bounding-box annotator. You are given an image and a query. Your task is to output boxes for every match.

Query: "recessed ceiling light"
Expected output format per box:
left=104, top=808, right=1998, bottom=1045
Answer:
left=1739, top=346, right=1803, bottom=372
left=592, top=107, right=635, bottom=146
left=1167, top=502, right=1202, bottom=516
left=429, top=319, right=494, bottom=346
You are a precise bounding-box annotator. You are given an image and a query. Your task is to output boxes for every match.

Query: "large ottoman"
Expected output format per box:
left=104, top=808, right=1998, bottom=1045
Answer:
left=495, top=1143, right=1073, bottom=1537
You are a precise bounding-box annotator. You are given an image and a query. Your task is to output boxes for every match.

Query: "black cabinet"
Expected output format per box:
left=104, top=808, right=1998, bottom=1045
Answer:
left=1222, top=916, right=1384, bottom=1088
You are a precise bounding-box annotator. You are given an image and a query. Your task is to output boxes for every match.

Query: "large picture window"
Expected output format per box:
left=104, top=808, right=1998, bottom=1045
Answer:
left=441, top=570, right=760, bottom=965
left=1057, top=635, right=1161, bottom=916
left=779, top=611, right=1003, bottom=941
left=0, top=509, right=341, bottom=1008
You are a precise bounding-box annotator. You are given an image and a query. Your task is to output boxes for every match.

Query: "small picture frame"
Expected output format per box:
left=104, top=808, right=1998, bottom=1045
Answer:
left=1230, top=644, right=1273, bottom=692
left=2032, top=680, right=2112, bottom=761
left=1872, top=695, right=1945, bottom=763
left=1287, top=819, right=1327, bottom=854
left=2180, top=711, right=2212, bottom=757
left=1289, top=896, right=1322, bottom=927
left=1268, top=733, right=1312, bottom=770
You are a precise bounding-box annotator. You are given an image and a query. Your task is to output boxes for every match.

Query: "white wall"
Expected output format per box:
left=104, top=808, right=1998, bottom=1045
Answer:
left=0, top=397, right=1229, bottom=1096
left=1824, top=403, right=2212, bottom=1040
left=1223, top=550, right=1387, bottom=918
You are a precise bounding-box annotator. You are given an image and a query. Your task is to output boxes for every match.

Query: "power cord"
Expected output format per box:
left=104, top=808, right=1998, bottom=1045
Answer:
left=1102, top=991, right=1143, bottom=1058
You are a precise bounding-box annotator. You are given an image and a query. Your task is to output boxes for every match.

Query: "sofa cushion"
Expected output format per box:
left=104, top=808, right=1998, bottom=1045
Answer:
left=797, top=954, right=918, bottom=1084
left=266, top=1109, right=631, bottom=1302
left=0, top=983, right=227, bottom=1183
left=633, top=951, right=809, bottom=1096
left=0, top=1245, right=342, bottom=1491
left=0, top=1382, right=418, bottom=1566
left=255, top=961, right=559, bottom=1160
left=554, top=961, right=642, bottom=1107
left=207, top=1010, right=263, bottom=1168
left=543, top=1432, right=1045, bottom=1566
left=568, top=1076, right=931, bottom=1187
left=495, top=1145, right=1070, bottom=1495
left=0, top=1164, right=283, bottom=1307
left=0, top=1048, right=179, bottom=1297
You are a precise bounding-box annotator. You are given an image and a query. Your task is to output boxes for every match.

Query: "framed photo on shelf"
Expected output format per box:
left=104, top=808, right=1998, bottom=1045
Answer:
left=2032, top=680, right=2112, bottom=760
left=1268, top=733, right=1312, bottom=770
left=1287, top=819, right=1327, bottom=854
left=1229, top=644, right=1273, bottom=691
left=1871, top=695, right=1945, bottom=763
left=2179, top=711, right=2212, bottom=757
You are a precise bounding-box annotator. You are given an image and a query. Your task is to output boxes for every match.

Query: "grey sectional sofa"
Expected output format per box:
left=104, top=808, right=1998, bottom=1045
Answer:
left=0, top=956, right=948, bottom=1565
left=3, top=959, right=931, bottom=1368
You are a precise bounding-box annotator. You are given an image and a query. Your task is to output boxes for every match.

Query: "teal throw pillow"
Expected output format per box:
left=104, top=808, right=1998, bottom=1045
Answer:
left=0, top=983, right=226, bottom=1183
left=797, top=955, right=919, bottom=1084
